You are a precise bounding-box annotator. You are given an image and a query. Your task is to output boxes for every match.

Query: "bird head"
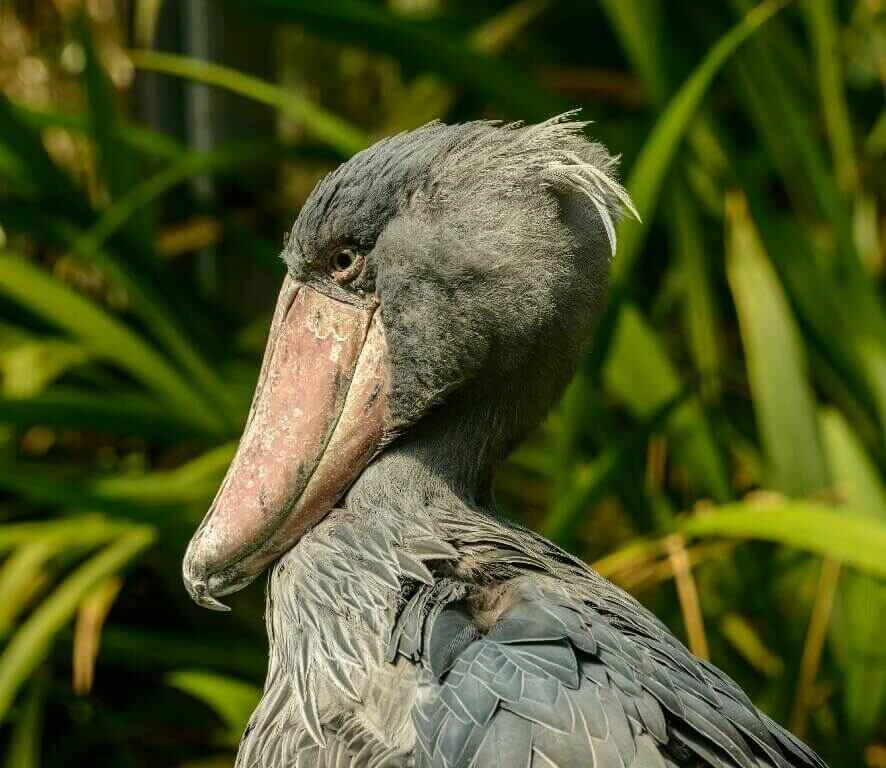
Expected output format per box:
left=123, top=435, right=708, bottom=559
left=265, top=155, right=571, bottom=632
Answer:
left=183, top=115, right=635, bottom=610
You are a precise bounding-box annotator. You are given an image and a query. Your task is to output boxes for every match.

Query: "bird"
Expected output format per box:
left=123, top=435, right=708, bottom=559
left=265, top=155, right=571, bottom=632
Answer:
left=182, top=115, right=828, bottom=768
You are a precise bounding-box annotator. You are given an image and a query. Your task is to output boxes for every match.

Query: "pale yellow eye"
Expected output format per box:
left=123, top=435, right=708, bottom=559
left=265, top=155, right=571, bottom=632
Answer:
left=330, top=249, right=364, bottom=284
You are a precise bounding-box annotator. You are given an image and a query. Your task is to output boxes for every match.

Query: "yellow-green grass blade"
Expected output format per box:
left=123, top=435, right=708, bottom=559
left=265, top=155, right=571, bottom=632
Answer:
left=0, top=526, right=155, bottom=721
left=129, top=50, right=368, bottom=157
left=91, top=442, right=236, bottom=505
left=587, top=0, right=786, bottom=383
left=0, top=517, right=140, bottom=553
left=3, top=679, right=42, bottom=768
left=0, top=542, right=57, bottom=637
left=680, top=502, right=886, bottom=578
left=0, top=254, right=224, bottom=433
left=800, top=0, right=858, bottom=193
left=820, top=408, right=886, bottom=743
left=726, top=194, right=827, bottom=497
left=0, top=338, right=89, bottom=399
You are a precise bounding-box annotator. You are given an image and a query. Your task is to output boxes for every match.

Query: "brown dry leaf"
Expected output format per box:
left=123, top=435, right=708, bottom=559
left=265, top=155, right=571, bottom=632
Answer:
left=72, top=576, right=123, bottom=695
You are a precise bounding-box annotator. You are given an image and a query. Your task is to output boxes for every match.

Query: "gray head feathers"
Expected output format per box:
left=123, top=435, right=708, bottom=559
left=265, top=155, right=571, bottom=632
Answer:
left=291, top=112, right=638, bottom=266
left=284, top=114, right=639, bottom=487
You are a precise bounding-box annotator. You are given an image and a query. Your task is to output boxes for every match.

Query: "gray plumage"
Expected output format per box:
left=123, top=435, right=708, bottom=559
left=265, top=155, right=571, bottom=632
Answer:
left=234, top=116, right=827, bottom=768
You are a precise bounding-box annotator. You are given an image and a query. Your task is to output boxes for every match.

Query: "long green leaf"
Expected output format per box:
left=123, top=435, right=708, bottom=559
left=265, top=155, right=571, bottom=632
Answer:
left=3, top=680, right=42, bottom=768
left=0, top=96, right=88, bottom=214
left=731, top=10, right=886, bottom=344
left=0, top=527, right=155, bottom=721
left=597, top=0, right=669, bottom=104
left=0, top=542, right=57, bottom=636
left=77, top=14, right=152, bottom=244
left=92, top=442, right=236, bottom=504
left=587, top=0, right=785, bottom=383
left=820, top=408, right=886, bottom=743
left=0, top=254, right=223, bottom=432
left=167, top=670, right=260, bottom=746
left=613, top=0, right=786, bottom=283
left=726, top=193, right=827, bottom=496
left=71, top=142, right=287, bottom=421
left=745, top=207, right=886, bottom=440
left=681, top=502, right=886, bottom=578
left=129, top=50, right=368, bottom=157
left=13, top=102, right=185, bottom=160
left=604, top=304, right=731, bottom=501
left=801, top=0, right=858, bottom=192
left=669, top=184, right=721, bottom=399
left=0, top=517, right=141, bottom=553
left=0, top=388, right=206, bottom=438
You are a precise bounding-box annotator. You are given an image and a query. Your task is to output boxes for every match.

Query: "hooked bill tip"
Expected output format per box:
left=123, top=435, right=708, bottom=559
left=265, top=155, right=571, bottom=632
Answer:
left=188, top=579, right=231, bottom=612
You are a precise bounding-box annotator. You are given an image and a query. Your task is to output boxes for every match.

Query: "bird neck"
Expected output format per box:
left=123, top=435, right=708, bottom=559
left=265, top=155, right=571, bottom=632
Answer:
left=346, top=393, right=506, bottom=513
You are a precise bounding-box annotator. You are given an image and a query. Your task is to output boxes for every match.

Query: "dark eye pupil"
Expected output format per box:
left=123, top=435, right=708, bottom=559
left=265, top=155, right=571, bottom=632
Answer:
left=334, top=251, right=354, bottom=271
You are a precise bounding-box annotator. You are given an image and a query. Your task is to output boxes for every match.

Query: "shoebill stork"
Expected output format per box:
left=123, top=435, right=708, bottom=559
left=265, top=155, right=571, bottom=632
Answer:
left=183, top=116, right=827, bottom=768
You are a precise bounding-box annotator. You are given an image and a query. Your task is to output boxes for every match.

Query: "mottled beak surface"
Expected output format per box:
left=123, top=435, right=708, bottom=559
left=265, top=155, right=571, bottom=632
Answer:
left=183, top=276, right=390, bottom=610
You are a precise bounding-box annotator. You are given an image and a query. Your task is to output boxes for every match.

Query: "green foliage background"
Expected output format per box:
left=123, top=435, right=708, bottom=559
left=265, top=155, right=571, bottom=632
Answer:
left=0, top=0, right=884, bottom=765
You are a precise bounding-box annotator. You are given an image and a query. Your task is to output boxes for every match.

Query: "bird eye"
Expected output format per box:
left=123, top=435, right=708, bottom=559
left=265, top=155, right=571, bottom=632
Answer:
left=329, top=248, right=364, bottom=284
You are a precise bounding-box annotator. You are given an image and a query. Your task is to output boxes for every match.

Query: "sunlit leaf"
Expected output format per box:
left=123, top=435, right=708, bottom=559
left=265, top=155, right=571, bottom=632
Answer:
left=681, top=501, right=886, bottom=578
left=726, top=192, right=827, bottom=496
left=0, top=517, right=140, bottom=554
left=0, top=254, right=223, bottom=433
left=0, top=339, right=89, bottom=398
left=0, top=543, right=55, bottom=637
left=92, top=442, right=236, bottom=505
left=129, top=50, right=368, bottom=157
left=0, top=527, right=155, bottom=721
left=820, top=407, right=886, bottom=743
